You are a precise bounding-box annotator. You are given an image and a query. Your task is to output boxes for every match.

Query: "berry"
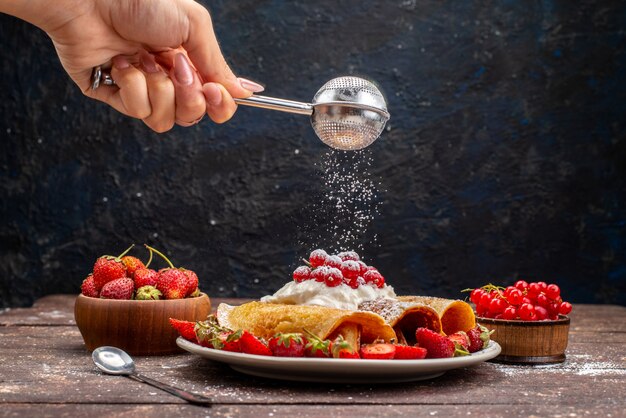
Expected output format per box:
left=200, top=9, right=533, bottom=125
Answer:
left=518, top=303, right=536, bottom=321
left=360, top=343, right=396, bottom=359
left=169, top=318, right=198, bottom=343
left=93, top=257, right=127, bottom=291
left=133, top=268, right=158, bottom=289
left=467, top=325, right=492, bottom=353
left=80, top=275, right=99, bottom=298
left=534, top=305, right=548, bottom=320
left=135, top=285, right=162, bottom=300
left=488, top=298, right=507, bottom=315
left=309, top=249, right=328, bottom=268
left=268, top=333, right=306, bottom=357
left=303, top=329, right=333, bottom=358
left=537, top=293, right=550, bottom=308
left=448, top=331, right=470, bottom=351
left=325, top=255, right=343, bottom=269
left=470, top=288, right=485, bottom=305
left=325, top=267, right=343, bottom=287
left=121, top=256, right=145, bottom=277
left=502, top=306, right=517, bottom=320
left=537, top=281, right=548, bottom=291
left=507, top=289, right=523, bottom=305
left=337, top=251, right=360, bottom=262
left=363, top=269, right=385, bottom=288
left=239, top=331, right=273, bottom=356
left=415, top=328, right=455, bottom=358
left=340, top=260, right=360, bottom=280
left=146, top=245, right=193, bottom=299
left=546, top=284, right=561, bottom=300
left=181, top=269, right=199, bottom=297
left=331, top=335, right=360, bottom=359
left=528, top=282, right=542, bottom=295
left=479, top=292, right=493, bottom=309
left=357, top=261, right=369, bottom=276
left=559, top=301, right=572, bottom=315
left=211, top=330, right=243, bottom=352
left=293, top=266, right=311, bottom=282
left=514, top=280, right=529, bottom=291
left=311, top=266, right=329, bottom=282
left=393, top=345, right=427, bottom=359
left=100, top=278, right=134, bottom=300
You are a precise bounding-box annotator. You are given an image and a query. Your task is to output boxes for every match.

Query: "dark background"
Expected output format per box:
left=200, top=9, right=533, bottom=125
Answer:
left=1, top=0, right=625, bottom=308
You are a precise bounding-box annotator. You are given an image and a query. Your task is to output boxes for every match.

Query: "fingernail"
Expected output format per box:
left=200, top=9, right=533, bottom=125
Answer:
left=112, top=56, right=130, bottom=70
left=203, top=83, right=223, bottom=106
left=141, top=54, right=159, bottom=73
left=238, top=77, right=265, bottom=93
left=174, top=53, right=194, bottom=86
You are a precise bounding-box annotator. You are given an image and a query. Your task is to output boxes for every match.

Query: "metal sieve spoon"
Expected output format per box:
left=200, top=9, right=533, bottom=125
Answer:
left=92, top=346, right=212, bottom=406
left=91, top=68, right=389, bottom=150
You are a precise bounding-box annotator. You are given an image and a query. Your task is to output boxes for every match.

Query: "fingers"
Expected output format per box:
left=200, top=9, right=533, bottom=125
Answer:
left=107, top=56, right=152, bottom=119
left=140, top=54, right=176, bottom=133
left=203, top=82, right=237, bottom=124
left=170, top=53, right=207, bottom=126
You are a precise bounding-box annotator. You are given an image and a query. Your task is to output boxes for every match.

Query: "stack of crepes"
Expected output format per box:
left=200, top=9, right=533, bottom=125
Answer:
left=359, top=296, right=476, bottom=345
left=217, top=301, right=396, bottom=349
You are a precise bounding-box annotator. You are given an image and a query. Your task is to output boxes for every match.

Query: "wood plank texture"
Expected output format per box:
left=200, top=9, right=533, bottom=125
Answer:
left=1, top=296, right=625, bottom=417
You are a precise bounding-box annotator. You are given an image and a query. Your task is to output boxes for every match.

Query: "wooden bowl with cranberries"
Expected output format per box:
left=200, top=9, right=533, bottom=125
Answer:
left=74, top=245, right=211, bottom=355
left=467, top=281, right=572, bottom=364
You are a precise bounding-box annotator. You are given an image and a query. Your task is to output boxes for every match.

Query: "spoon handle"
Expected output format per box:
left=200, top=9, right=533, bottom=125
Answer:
left=234, top=95, right=313, bottom=115
left=129, top=373, right=212, bottom=405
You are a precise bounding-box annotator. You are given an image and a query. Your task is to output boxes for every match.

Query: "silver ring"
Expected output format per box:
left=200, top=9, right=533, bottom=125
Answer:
left=91, top=66, right=116, bottom=90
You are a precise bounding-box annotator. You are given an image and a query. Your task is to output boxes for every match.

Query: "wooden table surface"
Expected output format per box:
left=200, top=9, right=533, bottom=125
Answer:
left=1, top=296, right=625, bottom=417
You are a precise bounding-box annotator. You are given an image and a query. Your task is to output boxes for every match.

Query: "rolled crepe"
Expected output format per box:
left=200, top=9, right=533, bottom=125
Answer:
left=396, top=296, right=476, bottom=336
left=217, top=301, right=396, bottom=345
left=358, top=298, right=442, bottom=345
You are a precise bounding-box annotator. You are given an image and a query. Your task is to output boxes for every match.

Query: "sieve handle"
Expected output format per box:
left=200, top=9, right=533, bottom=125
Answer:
left=234, top=95, right=313, bottom=116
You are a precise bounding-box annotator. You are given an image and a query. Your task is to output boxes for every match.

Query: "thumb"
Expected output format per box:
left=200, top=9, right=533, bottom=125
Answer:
left=181, top=1, right=254, bottom=99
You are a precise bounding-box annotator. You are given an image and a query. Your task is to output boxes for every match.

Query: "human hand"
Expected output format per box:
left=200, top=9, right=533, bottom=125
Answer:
left=3, top=0, right=264, bottom=131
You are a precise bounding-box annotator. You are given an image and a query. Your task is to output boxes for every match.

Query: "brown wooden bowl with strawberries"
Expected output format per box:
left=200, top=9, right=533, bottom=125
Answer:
left=75, top=244, right=211, bottom=355
left=75, top=293, right=211, bottom=355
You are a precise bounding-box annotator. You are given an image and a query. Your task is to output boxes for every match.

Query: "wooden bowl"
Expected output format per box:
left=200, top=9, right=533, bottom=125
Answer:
left=477, top=315, right=570, bottom=364
left=74, top=293, right=211, bottom=355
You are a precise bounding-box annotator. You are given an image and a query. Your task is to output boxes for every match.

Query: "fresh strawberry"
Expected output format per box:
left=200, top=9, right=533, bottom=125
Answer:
left=239, top=331, right=273, bottom=356
left=303, top=329, right=332, bottom=358
left=448, top=331, right=470, bottom=351
left=195, top=316, right=221, bottom=348
left=135, top=285, right=162, bottom=300
left=393, top=345, right=427, bottom=359
left=157, top=268, right=188, bottom=299
left=194, top=316, right=243, bottom=351
left=100, top=277, right=134, bottom=300
left=133, top=268, right=158, bottom=289
left=92, top=245, right=134, bottom=290
left=169, top=318, right=198, bottom=343
left=415, top=328, right=455, bottom=359
left=80, top=275, right=99, bottom=298
left=268, top=333, right=306, bottom=357
left=360, top=343, right=396, bottom=359
left=467, top=324, right=493, bottom=353
left=211, top=329, right=243, bottom=352
left=331, top=335, right=360, bottom=359
left=121, top=255, right=145, bottom=277
left=181, top=269, right=199, bottom=297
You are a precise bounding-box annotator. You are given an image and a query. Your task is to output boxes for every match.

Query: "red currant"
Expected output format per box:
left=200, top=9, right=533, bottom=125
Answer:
left=337, top=251, right=360, bottom=262
left=470, top=288, right=485, bottom=305
left=325, top=268, right=343, bottom=287
left=547, top=301, right=560, bottom=316
left=357, top=261, right=368, bottom=276
left=476, top=304, right=489, bottom=317
left=340, top=260, right=361, bottom=279
left=546, top=284, right=560, bottom=300
left=489, top=298, right=507, bottom=315
left=559, top=301, right=572, bottom=315
left=325, top=255, right=343, bottom=269
left=311, top=266, right=329, bottom=282
left=309, top=249, right=328, bottom=268
left=502, top=306, right=517, bottom=320
left=518, top=303, right=536, bottom=321
left=293, top=266, right=311, bottom=283
left=537, top=281, right=548, bottom=291
left=534, top=305, right=548, bottom=320
left=479, top=292, right=493, bottom=309
left=536, top=293, right=550, bottom=308
left=528, top=282, right=541, bottom=294
left=515, top=280, right=529, bottom=291
left=507, top=289, right=523, bottom=305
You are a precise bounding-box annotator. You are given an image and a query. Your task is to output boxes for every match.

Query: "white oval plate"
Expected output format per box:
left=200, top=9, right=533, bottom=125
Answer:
left=177, top=338, right=501, bottom=383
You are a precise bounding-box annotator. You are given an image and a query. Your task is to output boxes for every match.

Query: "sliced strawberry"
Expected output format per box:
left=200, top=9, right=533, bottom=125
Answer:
left=415, top=327, right=455, bottom=358
left=239, top=331, right=272, bottom=356
left=331, top=335, right=360, bottom=359
left=212, top=329, right=243, bottom=352
left=169, top=318, right=197, bottom=343
left=268, top=333, right=306, bottom=357
left=448, top=331, right=470, bottom=351
left=360, top=343, right=396, bottom=359
left=393, top=345, right=427, bottom=360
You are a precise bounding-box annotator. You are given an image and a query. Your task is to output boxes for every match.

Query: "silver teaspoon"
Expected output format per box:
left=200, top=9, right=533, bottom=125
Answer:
left=92, top=346, right=212, bottom=406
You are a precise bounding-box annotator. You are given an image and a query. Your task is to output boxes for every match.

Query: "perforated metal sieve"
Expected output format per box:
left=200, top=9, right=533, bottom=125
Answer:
left=91, top=68, right=389, bottom=150
left=234, top=76, right=390, bottom=150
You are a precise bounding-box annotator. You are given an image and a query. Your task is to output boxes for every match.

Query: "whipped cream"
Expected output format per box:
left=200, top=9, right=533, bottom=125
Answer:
left=260, top=280, right=396, bottom=311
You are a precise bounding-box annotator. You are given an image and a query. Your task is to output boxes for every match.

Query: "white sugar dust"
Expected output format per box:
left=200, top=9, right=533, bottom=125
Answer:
left=299, top=148, right=384, bottom=253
